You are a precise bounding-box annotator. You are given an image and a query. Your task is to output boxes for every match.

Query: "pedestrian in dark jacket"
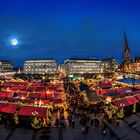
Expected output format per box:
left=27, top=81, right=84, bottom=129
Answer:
left=102, top=122, right=107, bottom=136
left=68, top=116, right=72, bottom=127
left=90, top=119, right=94, bottom=127
left=102, top=127, right=107, bottom=136
left=95, top=118, right=100, bottom=128
left=85, top=125, right=89, bottom=134
left=72, top=119, right=75, bottom=129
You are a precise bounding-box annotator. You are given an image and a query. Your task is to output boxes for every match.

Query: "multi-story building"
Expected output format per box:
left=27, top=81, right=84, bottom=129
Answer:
left=132, top=57, right=140, bottom=73
left=0, top=60, right=13, bottom=72
left=0, top=60, right=15, bottom=79
left=123, top=57, right=140, bottom=74
left=101, top=58, right=118, bottom=73
left=63, top=58, right=102, bottom=76
left=23, top=59, right=57, bottom=74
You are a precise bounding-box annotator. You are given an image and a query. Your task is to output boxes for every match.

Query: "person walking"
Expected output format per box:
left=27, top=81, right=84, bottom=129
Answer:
left=102, top=121, right=107, bottom=136
left=85, top=124, right=89, bottom=134
left=68, top=115, right=72, bottom=127
left=90, top=118, right=94, bottom=127
left=72, top=119, right=75, bottom=129
left=94, top=118, right=100, bottom=128
left=102, top=127, right=107, bottom=136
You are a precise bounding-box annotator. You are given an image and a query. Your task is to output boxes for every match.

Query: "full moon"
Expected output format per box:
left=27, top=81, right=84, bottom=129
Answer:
left=10, top=38, right=18, bottom=46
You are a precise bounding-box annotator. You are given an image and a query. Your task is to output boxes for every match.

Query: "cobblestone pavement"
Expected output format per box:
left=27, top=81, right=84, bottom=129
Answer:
left=1, top=114, right=140, bottom=140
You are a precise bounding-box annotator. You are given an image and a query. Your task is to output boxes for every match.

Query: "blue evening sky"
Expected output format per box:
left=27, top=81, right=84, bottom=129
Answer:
left=0, top=0, right=140, bottom=66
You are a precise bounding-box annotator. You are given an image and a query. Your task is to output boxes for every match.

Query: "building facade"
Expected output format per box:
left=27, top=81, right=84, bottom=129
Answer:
left=123, top=57, right=140, bottom=74
left=63, top=58, right=102, bottom=75
left=121, top=33, right=140, bottom=73
left=0, top=60, right=13, bottom=72
left=23, top=59, right=57, bottom=74
left=131, top=58, right=140, bottom=73
left=101, top=58, right=118, bottom=73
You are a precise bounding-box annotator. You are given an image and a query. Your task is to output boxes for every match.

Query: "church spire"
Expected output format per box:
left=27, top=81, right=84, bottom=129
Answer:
left=123, top=32, right=130, bottom=64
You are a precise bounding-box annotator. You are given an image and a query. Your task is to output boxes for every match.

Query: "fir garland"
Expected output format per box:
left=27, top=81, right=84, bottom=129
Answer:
left=132, top=104, right=136, bottom=113
left=31, top=117, right=43, bottom=129
left=117, top=108, right=124, bottom=119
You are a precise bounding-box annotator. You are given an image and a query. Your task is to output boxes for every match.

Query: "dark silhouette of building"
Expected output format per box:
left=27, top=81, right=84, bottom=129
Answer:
left=122, top=32, right=131, bottom=64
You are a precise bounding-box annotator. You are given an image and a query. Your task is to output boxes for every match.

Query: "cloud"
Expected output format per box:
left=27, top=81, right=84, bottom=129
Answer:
left=0, top=0, right=140, bottom=66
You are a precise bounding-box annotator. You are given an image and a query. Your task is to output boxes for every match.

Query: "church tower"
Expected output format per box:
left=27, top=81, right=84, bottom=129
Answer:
left=122, top=32, right=131, bottom=64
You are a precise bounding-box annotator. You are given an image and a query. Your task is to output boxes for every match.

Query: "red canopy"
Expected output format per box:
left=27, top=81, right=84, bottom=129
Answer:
left=96, top=90, right=106, bottom=95
left=28, top=93, right=41, bottom=98
left=18, top=106, right=47, bottom=118
left=39, top=93, right=46, bottom=98
left=34, top=107, right=47, bottom=118
left=135, top=94, right=140, bottom=100
left=9, top=86, right=21, bottom=91
left=47, top=93, right=54, bottom=98
left=100, top=80, right=112, bottom=89
left=113, top=99, right=129, bottom=108
left=96, top=89, right=116, bottom=95
left=0, top=103, right=19, bottom=114
left=0, top=92, right=9, bottom=98
left=22, top=99, right=35, bottom=104
left=53, top=99, right=64, bottom=103
left=126, top=96, right=139, bottom=105
left=35, top=87, right=46, bottom=92
left=28, top=93, right=46, bottom=99
left=96, top=87, right=133, bottom=95
left=17, top=93, right=28, bottom=99
left=41, top=100, right=50, bottom=104
left=0, top=92, right=14, bottom=98
left=116, top=87, right=131, bottom=92
left=132, top=96, right=139, bottom=104
left=100, top=83, right=112, bottom=89
left=135, top=86, right=140, bottom=90
left=18, top=106, right=34, bottom=116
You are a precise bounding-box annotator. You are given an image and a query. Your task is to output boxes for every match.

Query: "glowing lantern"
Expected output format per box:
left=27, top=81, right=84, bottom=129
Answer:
left=21, top=96, right=25, bottom=100
left=105, top=96, right=112, bottom=104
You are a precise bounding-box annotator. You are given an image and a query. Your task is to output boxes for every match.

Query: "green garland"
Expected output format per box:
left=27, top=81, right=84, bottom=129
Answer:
left=117, top=108, right=124, bottom=119
left=14, top=114, right=19, bottom=125
left=31, top=117, right=43, bottom=129
left=132, top=104, right=136, bottom=113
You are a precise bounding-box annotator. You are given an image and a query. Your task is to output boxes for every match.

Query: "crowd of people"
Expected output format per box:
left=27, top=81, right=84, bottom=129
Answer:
left=1, top=77, right=135, bottom=139
left=63, top=82, right=109, bottom=136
